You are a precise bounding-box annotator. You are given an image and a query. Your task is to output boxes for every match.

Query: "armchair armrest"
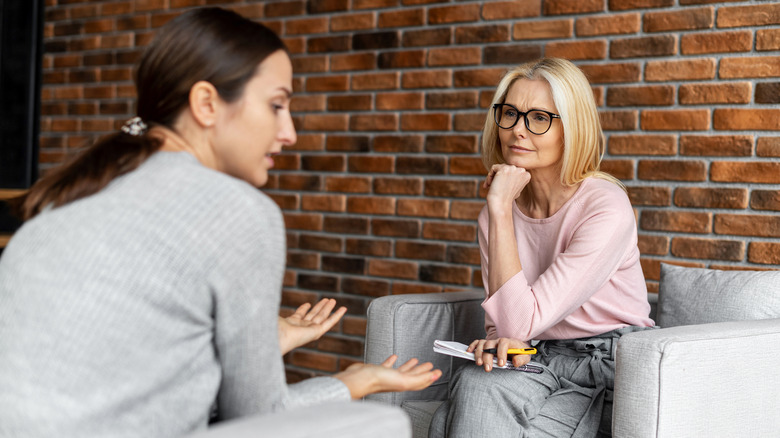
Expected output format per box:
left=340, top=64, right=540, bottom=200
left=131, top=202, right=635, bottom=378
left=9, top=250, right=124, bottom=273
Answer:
left=364, top=290, right=485, bottom=406
left=613, top=318, right=780, bottom=438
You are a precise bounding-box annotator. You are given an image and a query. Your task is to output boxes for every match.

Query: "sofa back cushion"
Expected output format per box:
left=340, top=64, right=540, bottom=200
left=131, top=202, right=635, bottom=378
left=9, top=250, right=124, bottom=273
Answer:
left=657, top=263, right=780, bottom=328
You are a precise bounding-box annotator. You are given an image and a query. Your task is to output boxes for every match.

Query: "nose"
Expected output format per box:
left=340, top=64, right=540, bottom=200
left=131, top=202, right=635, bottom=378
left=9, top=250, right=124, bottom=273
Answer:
left=512, top=114, right=529, bottom=137
left=278, top=111, right=297, bottom=147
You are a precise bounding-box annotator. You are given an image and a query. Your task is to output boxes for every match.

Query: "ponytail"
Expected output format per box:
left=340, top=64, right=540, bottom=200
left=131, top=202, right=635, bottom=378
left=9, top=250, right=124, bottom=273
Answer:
left=19, top=128, right=162, bottom=220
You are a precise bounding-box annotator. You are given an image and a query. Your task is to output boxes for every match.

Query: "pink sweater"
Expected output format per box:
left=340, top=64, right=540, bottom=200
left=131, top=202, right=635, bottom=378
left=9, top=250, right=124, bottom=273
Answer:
left=478, top=177, right=654, bottom=341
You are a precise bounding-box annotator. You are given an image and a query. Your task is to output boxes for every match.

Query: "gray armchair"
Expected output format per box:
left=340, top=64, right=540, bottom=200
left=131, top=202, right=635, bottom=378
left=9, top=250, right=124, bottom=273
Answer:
left=364, top=264, right=780, bottom=438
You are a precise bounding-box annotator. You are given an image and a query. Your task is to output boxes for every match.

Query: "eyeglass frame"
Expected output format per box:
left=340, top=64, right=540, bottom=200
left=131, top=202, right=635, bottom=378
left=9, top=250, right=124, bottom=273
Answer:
left=492, top=103, right=561, bottom=135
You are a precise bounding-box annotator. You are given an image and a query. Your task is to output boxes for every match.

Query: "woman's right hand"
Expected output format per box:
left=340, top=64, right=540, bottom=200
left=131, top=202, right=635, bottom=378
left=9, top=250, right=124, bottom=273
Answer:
left=334, top=355, right=442, bottom=399
left=483, top=164, right=531, bottom=209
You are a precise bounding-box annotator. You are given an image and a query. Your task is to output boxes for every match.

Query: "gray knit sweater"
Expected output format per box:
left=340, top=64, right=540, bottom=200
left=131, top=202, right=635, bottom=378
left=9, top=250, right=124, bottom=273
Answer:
left=0, top=152, right=350, bottom=437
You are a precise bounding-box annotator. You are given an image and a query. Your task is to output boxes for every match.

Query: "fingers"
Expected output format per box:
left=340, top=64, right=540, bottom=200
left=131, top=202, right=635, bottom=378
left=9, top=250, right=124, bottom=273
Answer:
left=396, top=357, right=419, bottom=372
left=381, top=354, right=398, bottom=368
left=304, top=298, right=336, bottom=322
left=512, top=354, right=532, bottom=367
left=292, top=302, right=311, bottom=319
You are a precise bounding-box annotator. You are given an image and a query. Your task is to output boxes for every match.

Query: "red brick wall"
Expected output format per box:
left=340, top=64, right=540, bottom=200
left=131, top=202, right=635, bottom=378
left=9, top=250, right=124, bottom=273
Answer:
left=41, top=0, right=780, bottom=380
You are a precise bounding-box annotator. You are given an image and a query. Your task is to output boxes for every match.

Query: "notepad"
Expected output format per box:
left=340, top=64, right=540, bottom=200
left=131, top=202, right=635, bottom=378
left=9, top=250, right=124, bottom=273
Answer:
left=433, top=340, right=543, bottom=373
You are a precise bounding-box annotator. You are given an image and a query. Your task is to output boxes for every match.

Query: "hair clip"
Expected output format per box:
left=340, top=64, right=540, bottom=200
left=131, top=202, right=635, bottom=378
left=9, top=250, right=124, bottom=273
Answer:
left=120, top=116, right=148, bottom=136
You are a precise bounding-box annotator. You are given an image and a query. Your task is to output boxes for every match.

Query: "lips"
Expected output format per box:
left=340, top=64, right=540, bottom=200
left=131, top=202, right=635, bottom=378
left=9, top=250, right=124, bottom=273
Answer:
left=508, top=145, right=533, bottom=153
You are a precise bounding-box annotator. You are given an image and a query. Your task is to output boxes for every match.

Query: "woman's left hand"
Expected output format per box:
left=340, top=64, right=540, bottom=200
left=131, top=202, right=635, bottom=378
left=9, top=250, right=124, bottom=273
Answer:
left=278, top=298, right=347, bottom=355
left=468, top=337, right=533, bottom=372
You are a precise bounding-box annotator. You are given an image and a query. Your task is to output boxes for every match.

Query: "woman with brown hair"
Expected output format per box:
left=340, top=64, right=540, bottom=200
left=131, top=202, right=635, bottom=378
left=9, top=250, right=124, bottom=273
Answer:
left=0, top=8, right=439, bottom=437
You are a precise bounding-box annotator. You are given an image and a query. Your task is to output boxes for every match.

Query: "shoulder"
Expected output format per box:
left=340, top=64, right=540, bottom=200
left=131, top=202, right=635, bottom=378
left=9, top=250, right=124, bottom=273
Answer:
left=575, top=177, right=632, bottom=215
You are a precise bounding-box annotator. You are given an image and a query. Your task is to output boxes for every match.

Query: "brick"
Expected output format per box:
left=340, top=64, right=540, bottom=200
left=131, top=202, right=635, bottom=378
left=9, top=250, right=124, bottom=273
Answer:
left=450, top=201, right=484, bottom=220
left=330, top=12, right=375, bottom=32
left=600, top=110, right=638, bottom=131
left=349, top=114, right=398, bottom=131
left=397, top=198, right=449, bottom=218
left=376, top=92, right=424, bottom=110
left=638, top=235, right=669, bottom=256
left=284, top=213, right=323, bottom=231
left=641, top=110, right=710, bottom=131
left=711, top=161, right=780, bottom=184
left=374, top=135, right=424, bottom=153
left=279, top=174, right=323, bottom=191
left=352, top=31, right=401, bottom=50
left=400, top=113, right=450, bottom=131
left=637, top=160, right=706, bottom=181
left=368, top=259, right=419, bottom=280
left=756, top=82, right=780, bottom=104
left=426, top=135, right=478, bottom=153
left=454, top=68, right=507, bottom=87
left=679, top=82, right=751, bottom=105
left=544, top=0, right=604, bottom=15
left=371, top=218, right=420, bottom=238
left=609, top=135, right=676, bottom=155
left=715, top=214, right=780, bottom=238
left=331, top=53, right=376, bottom=72
left=645, top=59, right=716, bottom=81
left=609, top=0, right=674, bottom=10
left=547, top=40, right=607, bottom=60
left=580, top=63, right=641, bottom=84
left=720, top=57, right=780, bottom=79
left=425, top=92, right=479, bottom=111
left=347, top=196, right=396, bottom=215
left=348, top=156, right=394, bottom=173
left=291, top=95, right=326, bottom=112
left=351, top=72, right=399, bottom=90
left=402, top=28, right=451, bottom=47
left=306, top=76, right=349, bottom=92
left=378, top=50, right=425, bottom=69
left=292, top=55, right=329, bottom=74
left=341, top=277, right=390, bottom=298
left=326, top=135, right=370, bottom=152
left=428, top=47, right=481, bottom=67
left=327, top=95, right=372, bottom=112
left=643, top=7, right=713, bottom=32
left=325, top=176, right=371, bottom=193
left=681, top=31, right=752, bottom=55
left=714, top=109, right=780, bottom=131
left=396, top=156, right=446, bottom=175
left=428, top=4, right=480, bottom=24
left=717, top=3, right=780, bottom=27
left=750, top=190, right=780, bottom=211
left=272, top=154, right=300, bottom=171
left=455, top=24, right=510, bottom=44
left=483, top=0, right=541, bottom=20
left=606, top=85, right=674, bottom=107
left=395, top=240, right=446, bottom=261
left=611, top=35, right=676, bottom=58
left=576, top=13, right=640, bottom=36
left=392, top=282, right=443, bottom=295
left=420, top=264, right=471, bottom=285
left=353, top=0, right=397, bottom=9
left=757, top=137, right=780, bottom=157
left=286, top=17, right=328, bottom=35
left=373, top=177, right=423, bottom=195
left=301, top=194, right=346, bottom=212
left=307, top=36, right=350, bottom=53
left=749, top=242, right=780, bottom=265
left=446, top=245, right=481, bottom=265
left=297, top=273, right=340, bottom=292
left=307, top=0, right=348, bottom=14
left=671, top=237, right=745, bottom=261
left=321, top=255, right=365, bottom=275
left=626, top=186, right=672, bottom=206
left=288, top=351, right=338, bottom=372
left=283, top=37, right=305, bottom=54
left=679, top=135, right=753, bottom=157
left=302, top=114, right=348, bottom=132
left=640, top=210, right=712, bottom=233
left=268, top=194, right=299, bottom=210
left=265, top=1, right=305, bottom=17
left=424, top=179, right=477, bottom=198
left=346, top=238, right=391, bottom=257
left=299, top=233, right=343, bottom=252
left=402, top=70, right=452, bottom=89
left=513, top=19, right=573, bottom=40
left=599, top=160, right=635, bottom=181
left=325, top=217, right=369, bottom=235
left=484, top=44, right=543, bottom=65
left=378, top=8, right=425, bottom=28
left=757, top=29, right=780, bottom=51
left=422, top=222, right=477, bottom=242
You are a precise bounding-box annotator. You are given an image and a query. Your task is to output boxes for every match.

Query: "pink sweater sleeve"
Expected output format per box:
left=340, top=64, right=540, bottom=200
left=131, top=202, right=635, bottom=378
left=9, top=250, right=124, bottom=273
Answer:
left=478, top=181, right=650, bottom=341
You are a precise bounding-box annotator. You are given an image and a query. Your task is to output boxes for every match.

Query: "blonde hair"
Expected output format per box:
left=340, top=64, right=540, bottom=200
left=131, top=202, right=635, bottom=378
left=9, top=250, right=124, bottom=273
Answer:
left=481, top=58, right=623, bottom=190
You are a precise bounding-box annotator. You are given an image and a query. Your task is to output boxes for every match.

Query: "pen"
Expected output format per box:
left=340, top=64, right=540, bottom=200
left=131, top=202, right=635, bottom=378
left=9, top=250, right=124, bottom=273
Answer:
left=481, top=347, right=537, bottom=355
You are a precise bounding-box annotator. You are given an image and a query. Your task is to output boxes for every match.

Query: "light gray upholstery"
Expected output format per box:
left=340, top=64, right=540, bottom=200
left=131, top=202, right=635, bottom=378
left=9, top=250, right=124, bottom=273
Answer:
left=364, top=265, right=780, bottom=438
left=185, top=401, right=411, bottom=438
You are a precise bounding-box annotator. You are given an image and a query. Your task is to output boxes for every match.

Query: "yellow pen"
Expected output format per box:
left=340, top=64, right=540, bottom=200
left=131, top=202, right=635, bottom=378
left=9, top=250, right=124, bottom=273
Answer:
left=482, top=347, right=537, bottom=355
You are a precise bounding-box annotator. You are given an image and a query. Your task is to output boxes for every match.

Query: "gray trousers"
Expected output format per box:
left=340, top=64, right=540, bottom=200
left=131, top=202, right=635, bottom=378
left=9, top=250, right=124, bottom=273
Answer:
left=429, top=326, right=653, bottom=438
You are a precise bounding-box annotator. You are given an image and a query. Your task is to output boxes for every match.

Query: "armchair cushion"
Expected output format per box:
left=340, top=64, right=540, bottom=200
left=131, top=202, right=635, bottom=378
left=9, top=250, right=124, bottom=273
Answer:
left=657, top=263, right=780, bottom=328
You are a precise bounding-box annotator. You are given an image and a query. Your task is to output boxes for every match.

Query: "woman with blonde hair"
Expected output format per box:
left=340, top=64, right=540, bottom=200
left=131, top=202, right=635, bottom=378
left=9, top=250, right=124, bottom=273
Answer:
left=430, top=58, right=654, bottom=437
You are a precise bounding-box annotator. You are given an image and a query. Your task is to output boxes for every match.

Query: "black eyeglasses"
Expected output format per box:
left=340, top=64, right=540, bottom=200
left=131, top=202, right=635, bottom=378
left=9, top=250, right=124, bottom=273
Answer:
left=493, top=103, right=560, bottom=135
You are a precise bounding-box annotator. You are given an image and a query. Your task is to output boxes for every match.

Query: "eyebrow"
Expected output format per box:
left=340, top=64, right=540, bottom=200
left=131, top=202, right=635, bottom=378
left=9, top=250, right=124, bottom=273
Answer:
left=502, top=102, right=556, bottom=113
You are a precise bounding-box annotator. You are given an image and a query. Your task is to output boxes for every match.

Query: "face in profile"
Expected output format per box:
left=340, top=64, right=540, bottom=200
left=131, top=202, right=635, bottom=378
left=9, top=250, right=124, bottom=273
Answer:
left=210, top=49, right=297, bottom=187
left=498, top=78, right=564, bottom=176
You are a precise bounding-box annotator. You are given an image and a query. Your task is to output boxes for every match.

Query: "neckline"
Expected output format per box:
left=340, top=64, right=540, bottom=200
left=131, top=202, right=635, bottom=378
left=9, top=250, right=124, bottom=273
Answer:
left=512, top=178, right=590, bottom=224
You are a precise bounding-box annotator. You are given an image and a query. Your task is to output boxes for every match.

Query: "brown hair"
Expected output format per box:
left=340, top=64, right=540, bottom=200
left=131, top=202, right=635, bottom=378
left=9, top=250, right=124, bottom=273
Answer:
left=19, top=7, right=286, bottom=220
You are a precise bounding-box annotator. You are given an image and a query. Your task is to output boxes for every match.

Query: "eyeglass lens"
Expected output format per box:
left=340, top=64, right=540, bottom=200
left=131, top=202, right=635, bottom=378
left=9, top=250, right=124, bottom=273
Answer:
left=494, top=104, right=554, bottom=135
